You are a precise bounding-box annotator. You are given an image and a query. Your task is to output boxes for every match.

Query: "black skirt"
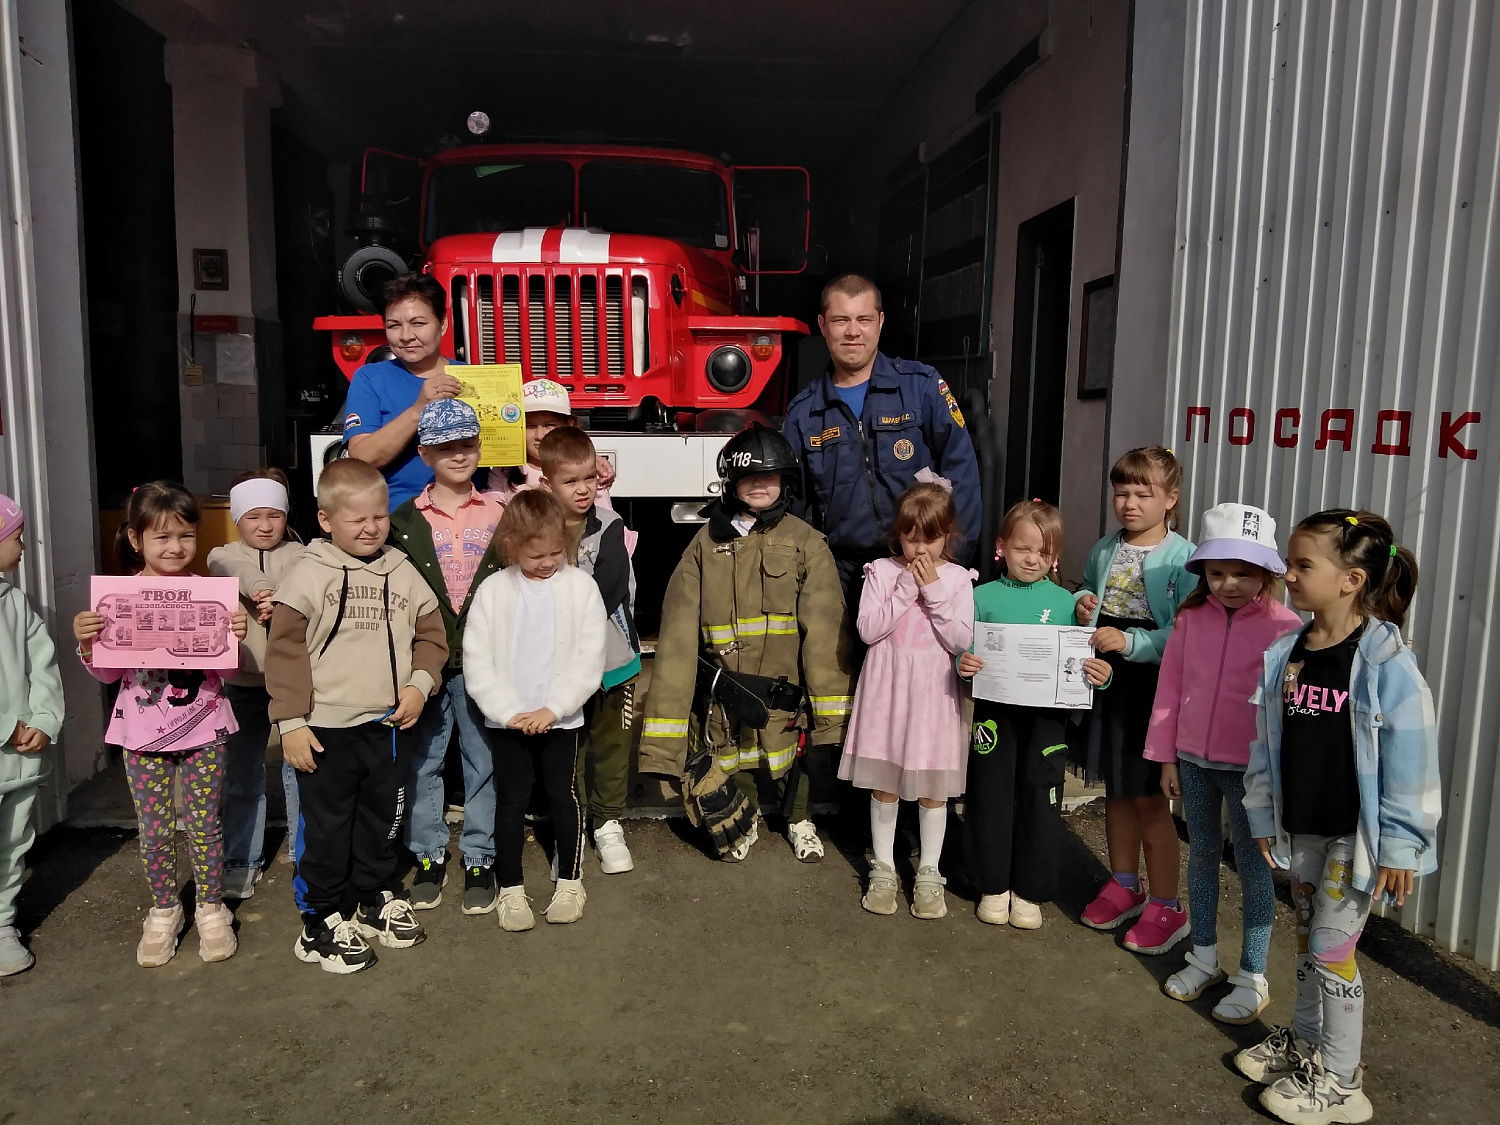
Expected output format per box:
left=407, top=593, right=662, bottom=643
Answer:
left=1080, top=614, right=1163, bottom=799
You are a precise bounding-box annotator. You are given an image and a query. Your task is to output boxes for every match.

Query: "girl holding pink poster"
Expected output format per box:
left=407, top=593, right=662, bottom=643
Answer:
left=73, top=482, right=247, bottom=969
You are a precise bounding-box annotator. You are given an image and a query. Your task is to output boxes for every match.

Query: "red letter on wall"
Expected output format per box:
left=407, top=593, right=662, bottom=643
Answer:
left=1274, top=408, right=1300, bottom=448
left=1227, top=408, right=1256, bottom=446
left=1315, top=409, right=1355, bottom=451
left=1185, top=406, right=1211, bottom=442
left=1370, top=409, right=1412, bottom=456
left=1439, top=411, right=1480, bottom=459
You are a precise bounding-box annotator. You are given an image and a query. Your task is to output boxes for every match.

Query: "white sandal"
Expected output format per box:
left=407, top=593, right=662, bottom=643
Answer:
left=1212, top=971, right=1270, bottom=1024
left=1164, top=947, right=1227, bottom=1001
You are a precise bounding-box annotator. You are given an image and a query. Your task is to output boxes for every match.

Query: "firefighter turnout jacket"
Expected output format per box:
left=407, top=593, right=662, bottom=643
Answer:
left=640, top=505, right=855, bottom=779
left=783, top=352, right=982, bottom=565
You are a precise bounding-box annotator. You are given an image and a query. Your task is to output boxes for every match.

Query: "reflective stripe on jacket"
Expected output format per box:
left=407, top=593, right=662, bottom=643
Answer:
left=639, top=509, right=855, bottom=778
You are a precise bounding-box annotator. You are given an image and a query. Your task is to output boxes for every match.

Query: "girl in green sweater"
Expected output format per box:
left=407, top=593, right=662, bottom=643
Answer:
left=958, top=500, right=1110, bottom=928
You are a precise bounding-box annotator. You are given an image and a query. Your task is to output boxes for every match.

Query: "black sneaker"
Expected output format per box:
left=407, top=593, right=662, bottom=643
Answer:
left=409, top=853, right=448, bottom=910
left=462, top=864, right=498, bottom=915
left=355, top=891, right=427, bottom=948
left=294, top=912, right=376, bottom=974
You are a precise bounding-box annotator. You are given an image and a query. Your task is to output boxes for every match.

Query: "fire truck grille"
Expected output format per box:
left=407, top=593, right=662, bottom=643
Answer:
left=465, top=270, right=642, bottom=391
left=605, top=276, right=626, bottom=376
left=501, top=276, right=522, bottom=364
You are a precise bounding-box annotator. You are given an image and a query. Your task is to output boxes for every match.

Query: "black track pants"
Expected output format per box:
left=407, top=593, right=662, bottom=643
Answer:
left=963, top=702, right=1070, bottom=901
left=293, top=721, right=414, bottom=920
left=491, top=726, right=585, bottom=888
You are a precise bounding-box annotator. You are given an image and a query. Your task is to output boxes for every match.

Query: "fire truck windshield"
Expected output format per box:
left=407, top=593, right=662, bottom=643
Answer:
left=578, top=162, right=729, bottom=249
left=426, top=161, right=573, bottom=239
left=424, top=157, right=730, bottom=250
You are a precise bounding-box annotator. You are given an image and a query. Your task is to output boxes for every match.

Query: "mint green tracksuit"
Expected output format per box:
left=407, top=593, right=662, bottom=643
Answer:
left=0, top=579, right=64, bottom=926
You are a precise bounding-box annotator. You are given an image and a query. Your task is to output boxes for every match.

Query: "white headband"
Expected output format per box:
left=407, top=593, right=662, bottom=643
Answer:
left=230, top=478, right=289, bottom=524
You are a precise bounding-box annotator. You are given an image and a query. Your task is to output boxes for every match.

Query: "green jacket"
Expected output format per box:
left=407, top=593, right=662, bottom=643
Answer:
left=388, top=498, right=505, bottom=674
left=0, top=579, right=64, bottom=797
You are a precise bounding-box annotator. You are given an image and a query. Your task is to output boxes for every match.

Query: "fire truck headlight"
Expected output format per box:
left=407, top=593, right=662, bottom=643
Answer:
left=339, top=334, right=365, bottom=362
left=705, top=346, right=752, bottom=394
left=751, top=335, right=774, bottom=362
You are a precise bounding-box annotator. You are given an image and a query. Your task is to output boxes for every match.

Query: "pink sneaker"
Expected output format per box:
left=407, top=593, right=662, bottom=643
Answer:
left=1124, top=901, right=1191, bottom=954
left=1080, top=880, right=1147, bottom=930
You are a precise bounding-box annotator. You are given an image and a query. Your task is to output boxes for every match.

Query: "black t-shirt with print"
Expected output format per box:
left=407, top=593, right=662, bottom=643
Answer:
left=1279, top=623, right=1364, bottom=837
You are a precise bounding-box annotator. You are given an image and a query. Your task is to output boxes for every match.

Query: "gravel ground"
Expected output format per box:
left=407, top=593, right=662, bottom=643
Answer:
left=2, top=802, right=1496, bottom=1124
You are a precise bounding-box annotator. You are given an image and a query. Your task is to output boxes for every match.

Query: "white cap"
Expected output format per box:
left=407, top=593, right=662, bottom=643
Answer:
left=522, top=378, right=571, bottom=416
left=1186, top=503, right=1285, bottom=575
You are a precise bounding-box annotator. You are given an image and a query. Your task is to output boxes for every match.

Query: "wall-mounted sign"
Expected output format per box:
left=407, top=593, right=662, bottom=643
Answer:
left=193, top=248, right=228, bottom=290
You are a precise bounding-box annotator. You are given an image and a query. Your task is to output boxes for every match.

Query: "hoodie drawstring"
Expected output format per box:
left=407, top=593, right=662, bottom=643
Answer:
left=384, top=572, right=398, bottom=762
left=318, top=567, right=351, bottom=657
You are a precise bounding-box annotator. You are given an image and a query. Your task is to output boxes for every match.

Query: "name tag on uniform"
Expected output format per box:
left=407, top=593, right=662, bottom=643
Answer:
left=879, top=413, right=913, bottom=426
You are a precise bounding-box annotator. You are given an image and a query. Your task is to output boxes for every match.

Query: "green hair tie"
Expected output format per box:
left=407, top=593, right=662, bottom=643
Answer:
left=1390, top=544, right=1398, bottom=557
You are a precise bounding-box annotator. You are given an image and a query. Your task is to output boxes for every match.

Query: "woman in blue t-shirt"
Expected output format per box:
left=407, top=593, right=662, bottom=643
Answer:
left=342, top=273, right=464, bottom=507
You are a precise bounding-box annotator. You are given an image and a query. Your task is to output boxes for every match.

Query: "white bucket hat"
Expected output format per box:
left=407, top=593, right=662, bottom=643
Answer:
left=522, top=378, right=572, bottom=416
left=1186, top=503, right=1286, bottom=575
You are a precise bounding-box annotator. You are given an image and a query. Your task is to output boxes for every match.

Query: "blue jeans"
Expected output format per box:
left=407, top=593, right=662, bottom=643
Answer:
left=223, top=684, right=271, bottom=873
left=281, top=757, right=299, bottom=858
left=406, top=672, right=495, bottom=867
left=1179, top=758, right=1274, bottom=974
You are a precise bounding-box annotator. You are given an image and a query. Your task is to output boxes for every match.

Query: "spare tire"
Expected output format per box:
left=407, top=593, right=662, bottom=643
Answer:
left=339, top=244, right=408, bottom=313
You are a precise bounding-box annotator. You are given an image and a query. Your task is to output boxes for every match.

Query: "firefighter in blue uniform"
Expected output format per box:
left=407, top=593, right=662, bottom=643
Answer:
left=784, top=273, right=982, bottom=618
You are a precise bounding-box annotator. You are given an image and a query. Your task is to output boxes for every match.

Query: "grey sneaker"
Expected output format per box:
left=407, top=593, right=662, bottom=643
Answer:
left=910, top=865, right=948, bottom=919
left=221, top=866, right=261, bottom=901
left=1260, top=1054, right=1372, bottom=1124
left=497, top=885, right=535, bottom=932
left=409, top=854, right=448, bottom=910
left=461, top=864, right=497, bottom=915
left=0, top=925, right=34, bottom=976
left=1236, top=1025, right=1314, bottom=1085
left=861, top=860, right=899, bottom=915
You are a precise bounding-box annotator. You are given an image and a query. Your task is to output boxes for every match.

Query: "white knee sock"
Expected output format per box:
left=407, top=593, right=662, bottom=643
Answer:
left=917, top=802, right=947, bottom=871
left=870, top=796, right=899, bottom=867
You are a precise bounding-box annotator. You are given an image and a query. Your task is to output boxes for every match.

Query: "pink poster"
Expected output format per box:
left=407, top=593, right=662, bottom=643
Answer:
left=89, top=575, right=240, bottom=671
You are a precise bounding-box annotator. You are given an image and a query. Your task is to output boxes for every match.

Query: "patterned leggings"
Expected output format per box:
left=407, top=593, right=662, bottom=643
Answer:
left=1290, top=834, right=1371, bottom=1083
left=123, top=741, right=226, bottom=908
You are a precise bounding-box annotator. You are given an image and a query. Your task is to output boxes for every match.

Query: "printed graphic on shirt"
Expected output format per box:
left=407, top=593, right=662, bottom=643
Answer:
left=321, top=583, right=411, bottom=631
left=432, top=523, right=496, bottom=608
left=1284, top=659, right=1350, bottom=716
left=1099, top=543, right=1152, bottom=619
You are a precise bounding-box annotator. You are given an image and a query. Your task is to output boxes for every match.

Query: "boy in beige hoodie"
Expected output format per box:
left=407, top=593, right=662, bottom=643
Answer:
left=266, top=459, right=448, bottom=973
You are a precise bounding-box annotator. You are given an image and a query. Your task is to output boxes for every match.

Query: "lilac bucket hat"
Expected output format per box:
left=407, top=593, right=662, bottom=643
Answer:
left=1186, top=503, right=1286, bottom=575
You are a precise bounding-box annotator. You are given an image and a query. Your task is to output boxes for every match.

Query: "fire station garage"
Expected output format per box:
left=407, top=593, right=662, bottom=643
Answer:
left=2, top=0, right=1499, bottom=1014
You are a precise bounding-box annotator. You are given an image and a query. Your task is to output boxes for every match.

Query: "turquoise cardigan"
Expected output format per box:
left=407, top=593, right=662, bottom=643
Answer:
left=1076, top=530, right=1197, bottom=664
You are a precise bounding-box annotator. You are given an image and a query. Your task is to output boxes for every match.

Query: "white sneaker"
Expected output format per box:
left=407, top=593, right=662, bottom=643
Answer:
left=1008, top=894, right=1043, bottom=929
left=786, top=819, right=824, bottom=863
left=497, top=885, right=535, bottom=932
left=0, top=925, right=34, bottom=976
left=724, top=819, right=759, bottom=862
left=594, top=821, right=634, bottom=874
left=136, top=904, right=184, bottom=968
left=977, top=892, right=1010, bottom=925
left=544, top=878, right=587, bottom=924
left=1260, top=1053, right=1373, bottom=1124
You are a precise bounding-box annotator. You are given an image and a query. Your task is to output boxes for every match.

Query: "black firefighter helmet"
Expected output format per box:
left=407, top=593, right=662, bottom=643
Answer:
left=717, top=423, right=802, bottom=517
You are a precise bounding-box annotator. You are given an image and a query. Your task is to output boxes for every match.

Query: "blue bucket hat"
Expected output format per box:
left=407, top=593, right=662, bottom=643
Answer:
left=418, top=398, right=481, bottom=446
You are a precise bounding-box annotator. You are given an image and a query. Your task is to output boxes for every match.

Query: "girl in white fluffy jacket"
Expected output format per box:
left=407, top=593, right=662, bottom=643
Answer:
left=464, top=490, right=606, bottom=931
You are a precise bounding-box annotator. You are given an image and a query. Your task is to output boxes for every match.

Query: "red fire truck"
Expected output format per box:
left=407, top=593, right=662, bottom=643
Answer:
left=311, top=140, right=810, bottom=511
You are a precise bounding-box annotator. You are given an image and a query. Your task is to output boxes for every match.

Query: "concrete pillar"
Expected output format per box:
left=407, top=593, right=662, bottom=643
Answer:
left=164, top=43, right=281, bottom=494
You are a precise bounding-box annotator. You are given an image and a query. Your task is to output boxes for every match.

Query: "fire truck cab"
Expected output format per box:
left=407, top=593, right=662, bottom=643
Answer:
left=312, top=142, right=810, bottom=504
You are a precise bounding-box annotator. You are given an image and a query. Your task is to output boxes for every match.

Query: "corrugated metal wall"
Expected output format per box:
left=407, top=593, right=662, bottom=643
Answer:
left=1163, top=0, right=1500, bottom=966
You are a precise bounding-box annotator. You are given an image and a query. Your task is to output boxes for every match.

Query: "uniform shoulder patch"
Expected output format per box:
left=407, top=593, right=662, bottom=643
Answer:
left=343, top=413, right=362, bottom=431
left=936, top=379, right=965, bottom=428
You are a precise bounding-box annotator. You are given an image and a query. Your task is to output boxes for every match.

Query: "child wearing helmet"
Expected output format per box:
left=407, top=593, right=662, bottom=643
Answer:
left=639, top=424, right=856, bottom=863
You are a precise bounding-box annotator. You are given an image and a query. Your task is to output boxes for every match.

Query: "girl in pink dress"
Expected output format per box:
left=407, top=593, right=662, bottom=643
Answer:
left=840, top=473, right=975, bottom=919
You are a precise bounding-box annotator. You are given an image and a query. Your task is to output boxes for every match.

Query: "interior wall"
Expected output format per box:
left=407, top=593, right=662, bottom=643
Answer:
left=835, top=0, right=1131, bottom=584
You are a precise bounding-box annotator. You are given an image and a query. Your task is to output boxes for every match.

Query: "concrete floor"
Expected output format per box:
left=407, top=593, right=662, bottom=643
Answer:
left=3, top=803, right=1497, bottom=1124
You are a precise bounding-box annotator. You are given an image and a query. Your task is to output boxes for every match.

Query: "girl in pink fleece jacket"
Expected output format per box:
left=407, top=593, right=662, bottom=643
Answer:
left=73, top=483, right=247, bottom=969
left=1144, top=503, right=1301, bottom=1024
